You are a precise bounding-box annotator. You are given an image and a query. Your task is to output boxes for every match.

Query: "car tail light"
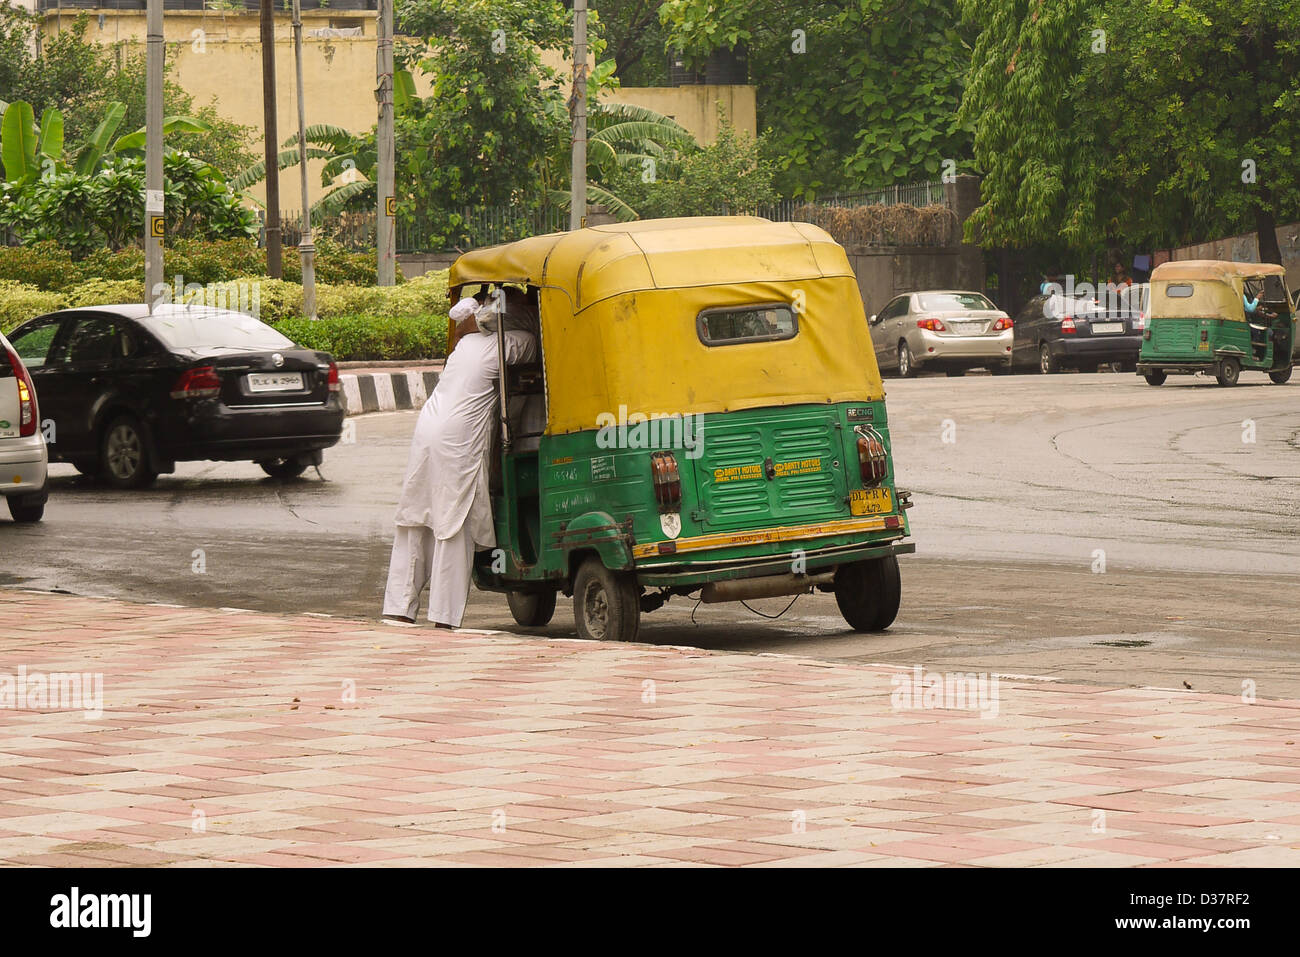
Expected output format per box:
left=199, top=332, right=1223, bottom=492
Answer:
left=855, top=425, right=888, bottom=487
left=170, top=365, right=221, bottom=399
left=1061, top=317, right=1077, bottom=334
left=992, top=316, right=1013, bottom=331
left=650, top=451, right=681, bottom=513
left=916, top=318, right=947, bottom=332
left=327, top=361, right=340, bottom=393
left=4, top=347, right=39, bottom=437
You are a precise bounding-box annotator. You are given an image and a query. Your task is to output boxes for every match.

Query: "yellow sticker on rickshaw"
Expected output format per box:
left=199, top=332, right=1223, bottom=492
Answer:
left=850, top=488, right=892, bottom=515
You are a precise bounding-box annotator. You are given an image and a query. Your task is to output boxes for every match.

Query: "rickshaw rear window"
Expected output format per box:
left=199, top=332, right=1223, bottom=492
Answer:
left=1165, top=284, right=1194, bottom=298
left=697, top=304, right=797, bottom=346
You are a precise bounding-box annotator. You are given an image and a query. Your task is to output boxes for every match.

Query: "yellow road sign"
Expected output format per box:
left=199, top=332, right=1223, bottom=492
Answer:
left=384, top=196, right=396, bottom=217
left=149, top=215, right=164, bottom=238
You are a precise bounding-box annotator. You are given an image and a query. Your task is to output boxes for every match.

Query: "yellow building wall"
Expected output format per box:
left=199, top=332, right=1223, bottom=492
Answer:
left=41, top=12, right=758, bottom=209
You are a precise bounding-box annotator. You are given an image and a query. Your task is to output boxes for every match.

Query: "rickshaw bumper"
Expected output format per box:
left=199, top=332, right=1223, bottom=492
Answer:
left=634, top=539, right=915, bottom=589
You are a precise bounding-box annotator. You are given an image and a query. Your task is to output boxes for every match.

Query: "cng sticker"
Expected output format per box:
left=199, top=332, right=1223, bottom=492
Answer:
left=660, top=513, right=682, bottom=539
left=149, top=215, right=165, bottom=238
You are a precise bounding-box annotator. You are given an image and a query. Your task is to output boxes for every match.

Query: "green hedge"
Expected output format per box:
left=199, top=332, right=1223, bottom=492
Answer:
left=0, top=269, right=450, bottom=362
left=0, top=238, right=392, bottom=292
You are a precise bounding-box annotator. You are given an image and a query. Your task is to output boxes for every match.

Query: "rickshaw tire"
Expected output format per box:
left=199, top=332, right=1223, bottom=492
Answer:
left=573, top=558, right=640, bottom=642
left=1269, top=366, right=1293, bottom=384
left=834, top=555, right=901, bottom=632
left=1143, top=370, right=1167, bottom=386
left=507, top=589, right=558, bottom=627
left=1216, top=357, right=1241, bottom=387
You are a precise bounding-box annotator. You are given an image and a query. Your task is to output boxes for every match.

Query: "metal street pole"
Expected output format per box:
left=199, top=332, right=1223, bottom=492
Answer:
left=260, top=0, right=282, bottom=279
left=144, top=0, right=163, bottom=308
left=569, top=0, right=587, bottom=230
left=376, top=0, right=395, bottom=286
left=290, top=0, right=316, bottom=318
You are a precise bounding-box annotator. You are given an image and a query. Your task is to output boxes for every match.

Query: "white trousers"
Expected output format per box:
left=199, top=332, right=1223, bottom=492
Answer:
left=382, top=524, right=476, bottom=626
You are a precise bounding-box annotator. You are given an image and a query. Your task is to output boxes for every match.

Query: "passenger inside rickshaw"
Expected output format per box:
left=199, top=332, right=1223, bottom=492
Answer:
left=1244, top=276, right=1287, bottom=360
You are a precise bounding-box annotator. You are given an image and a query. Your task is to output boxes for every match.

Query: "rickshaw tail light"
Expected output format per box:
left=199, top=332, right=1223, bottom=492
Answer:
left=855, top=426, right=888, bottom=487
left=650, top=451, right=681, bottom=513
left=1201, top=330, right=1209, bottom=343
left=1060, top=318, right=1077, bottom=334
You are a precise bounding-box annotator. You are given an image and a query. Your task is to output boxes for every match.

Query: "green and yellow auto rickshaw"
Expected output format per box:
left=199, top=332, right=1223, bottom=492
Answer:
left=447, top=216, right=914, bottom=642
left=1138, top=260, right=1295, bottom=386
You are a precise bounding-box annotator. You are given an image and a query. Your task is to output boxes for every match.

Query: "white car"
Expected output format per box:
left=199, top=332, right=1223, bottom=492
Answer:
left=868, top=290, right=1014, bottom=377
left=0, top=330, right=48, bottom=523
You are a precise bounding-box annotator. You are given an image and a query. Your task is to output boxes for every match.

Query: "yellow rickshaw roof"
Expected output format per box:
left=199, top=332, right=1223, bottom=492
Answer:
left=1151, top=260, right=1287, bottom=282
left=448, top=217, right=855, bottom=312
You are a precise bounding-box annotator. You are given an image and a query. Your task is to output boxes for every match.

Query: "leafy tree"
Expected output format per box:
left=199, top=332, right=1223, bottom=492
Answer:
left=960, top=0, right=1300, bottom=262
left=593, top=0, right=671, bottom=85
left=660, top=0, right=974, bottom=197
left=602, top=115, right=776, bottom=218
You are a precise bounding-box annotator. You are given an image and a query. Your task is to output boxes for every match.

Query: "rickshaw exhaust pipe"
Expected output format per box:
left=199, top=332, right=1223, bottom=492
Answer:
left=700, top=572, right=835, bottom=604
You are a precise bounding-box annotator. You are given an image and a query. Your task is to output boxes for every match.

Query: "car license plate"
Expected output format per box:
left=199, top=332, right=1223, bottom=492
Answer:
left=850, top=487, right=893, bottom=516
left=1092, top=322, right=1124, bottom=334
left=247, top=372, right=304, bottom=393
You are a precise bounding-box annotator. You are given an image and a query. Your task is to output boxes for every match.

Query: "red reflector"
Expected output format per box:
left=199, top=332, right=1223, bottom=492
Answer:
left=650, top=450, right=682, bottom=513
left=171, top=366, right=221, bottom=399
left=657, top=541, right=677, bottom=555
left=884, top=515, right=901, bottom=529
left=855, top=425, right=888, bottom=487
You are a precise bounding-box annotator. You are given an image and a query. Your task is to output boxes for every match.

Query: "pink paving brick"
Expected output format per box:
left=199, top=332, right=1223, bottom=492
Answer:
left=1, top=588, right=1299, bottom=867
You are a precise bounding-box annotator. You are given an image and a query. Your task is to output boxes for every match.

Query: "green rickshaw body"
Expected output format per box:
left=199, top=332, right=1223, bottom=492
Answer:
left=1138, top=260, right=1295, bottom=385
left=448, top=217, right=914, bottom=639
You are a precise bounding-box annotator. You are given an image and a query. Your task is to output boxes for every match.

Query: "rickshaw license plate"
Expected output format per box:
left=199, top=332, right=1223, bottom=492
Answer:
left=850, top=488, right=892, bottom=515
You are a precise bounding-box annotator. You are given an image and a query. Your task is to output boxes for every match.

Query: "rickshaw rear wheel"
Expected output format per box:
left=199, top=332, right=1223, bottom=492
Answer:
left=833, top=555, right=901, bottom=632
left=1216, top=356, right=1241, bottom=387
left=1143, top=370, right=1167, bottom=386
left=507, top=589, right=557, bottom=627
left=573, top=558, right=640, bottom=642
left=1269, top=366, right=1293, bottom=384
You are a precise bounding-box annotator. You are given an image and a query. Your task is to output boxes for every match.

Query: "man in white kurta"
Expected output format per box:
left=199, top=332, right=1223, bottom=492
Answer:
left=382, top=303, right=537, bottom=627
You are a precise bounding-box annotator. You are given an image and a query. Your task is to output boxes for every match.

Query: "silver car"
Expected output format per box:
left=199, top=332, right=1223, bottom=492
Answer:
left=0, top=330, right=49, bottom=522
left=868, top=290, right=1014, bottom=377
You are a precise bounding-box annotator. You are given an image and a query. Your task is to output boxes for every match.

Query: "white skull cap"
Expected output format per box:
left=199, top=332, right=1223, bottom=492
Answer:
left=448, top=297, right=479, bottom=323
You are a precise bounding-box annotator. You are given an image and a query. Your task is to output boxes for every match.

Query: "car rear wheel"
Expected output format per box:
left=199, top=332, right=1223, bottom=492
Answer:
left=573, top=557, right=640, bottom=642
left=507, top=589, right=557, bottom=627
left=259, top=456, right=310, bottom=480
left=897, top=342, right=917, bottom=378
left=1269, top=366, right=1292, bottom=384
left=1039, top=343, right=1061, bottom=374
left=100, top=415, right=158, bottom=489
left=1143, top=370, right=1167, bottom=386
left=834, top=555, right=902, bottom=632
left=7, top=496, right=44, bottom=523
left=1216, top=356, right=1241, bottom=387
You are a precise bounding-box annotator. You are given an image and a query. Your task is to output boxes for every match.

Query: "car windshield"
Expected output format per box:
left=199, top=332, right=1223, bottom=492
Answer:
left=917, top=292, right=995, bottom=312
left=141, top=310, right=294, bottom=351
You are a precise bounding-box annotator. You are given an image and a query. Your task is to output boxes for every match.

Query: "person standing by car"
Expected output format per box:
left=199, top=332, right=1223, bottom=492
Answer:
left=382, top=296, right=537, bottom=628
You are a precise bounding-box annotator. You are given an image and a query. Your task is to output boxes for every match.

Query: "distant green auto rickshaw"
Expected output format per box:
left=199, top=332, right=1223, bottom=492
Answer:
left=1138, top=260, right=1295, bottom=386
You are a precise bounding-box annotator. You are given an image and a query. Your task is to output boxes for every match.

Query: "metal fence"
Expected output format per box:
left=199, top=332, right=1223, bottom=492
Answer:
left=281, top=180, right=952, bottom=254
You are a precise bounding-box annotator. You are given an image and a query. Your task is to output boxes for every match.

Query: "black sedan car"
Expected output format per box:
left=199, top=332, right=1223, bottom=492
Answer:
left=1010, top=292, right=1144, bottom=374
left=5, top=304, right=345, bottom=487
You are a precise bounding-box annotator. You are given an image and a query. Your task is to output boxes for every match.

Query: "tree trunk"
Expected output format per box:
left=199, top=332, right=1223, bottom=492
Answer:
left=1256, top=204, right=1282, bottom=265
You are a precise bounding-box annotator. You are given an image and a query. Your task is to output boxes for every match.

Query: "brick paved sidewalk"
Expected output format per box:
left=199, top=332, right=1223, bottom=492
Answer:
left=1, top=589, right=1298, bottom=867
